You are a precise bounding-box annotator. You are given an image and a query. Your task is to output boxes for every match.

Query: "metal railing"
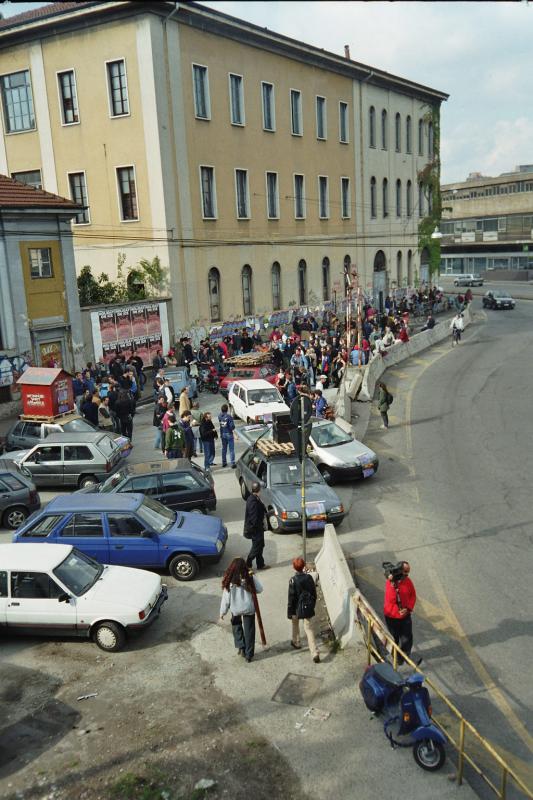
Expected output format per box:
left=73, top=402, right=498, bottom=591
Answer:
left=353, top=591, right=533, bottom=800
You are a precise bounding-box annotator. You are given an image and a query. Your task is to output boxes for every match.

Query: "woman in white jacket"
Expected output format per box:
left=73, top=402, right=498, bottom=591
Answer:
left=220, top=557, right=263, bottom=663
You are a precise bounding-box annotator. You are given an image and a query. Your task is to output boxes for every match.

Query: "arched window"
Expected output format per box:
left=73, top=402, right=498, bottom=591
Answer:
left=298, top=259, right=307, bottom=305
left=322, top=257, right=330, bottom=301
left=396, top=251, right=403, bottom=286
left=406, top=180, right=412, bottom=217
left=271, top=262, right=281, bottom=310
left=241, top=264, right=253, bottom=315
left=406, top=115, right=412, bottom=153
left=395, top=112, right=401, bottom=152
left=382, top=178, right=389, bottom=218
left=407, top=249, right=413, bottom=287
left=381, top=109, right=388, bottom=150
left=208, top=267, right=221, bottom=322
left=418, top=182, right=424, bottom=216
left=396, top=179, right=402, bottom=217
left=369, top=106, right=376, bottom=148
left=370, top=176, right=377, bottom=218
left=428, top=121, right=434, bottom=158
left=418, top=118, right=424, bottom=155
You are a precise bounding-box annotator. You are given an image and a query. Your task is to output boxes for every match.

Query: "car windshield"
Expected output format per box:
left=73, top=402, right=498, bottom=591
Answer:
left=312, top=423, right=353, bottom=448
left=64, top=418, right=96, bottom=433
left=53, top=549, right=103, bottom=596
left=98, top=471, right=127, bottom=493
left=493, top=291, right=510, bottom=298
left=136, top=495, right=176, bottom=533
left=270, top=459, right=322, bottom=485
left=248, top=389, right=283, bottom=405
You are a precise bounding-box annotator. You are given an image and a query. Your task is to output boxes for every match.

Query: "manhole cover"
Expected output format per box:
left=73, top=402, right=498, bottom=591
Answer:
left=271, top=673, right=323, bottom=706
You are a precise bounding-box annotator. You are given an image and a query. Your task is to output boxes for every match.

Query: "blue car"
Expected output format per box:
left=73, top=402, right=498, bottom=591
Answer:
left=161, top=367, right=198, bottom=399
left=13, top=494, right=227, bottom=581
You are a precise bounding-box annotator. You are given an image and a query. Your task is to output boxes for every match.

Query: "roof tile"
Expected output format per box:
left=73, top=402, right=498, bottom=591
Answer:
left=0, top=2, right=96, bottom=30
left=0, top=174, right=80, bottom=209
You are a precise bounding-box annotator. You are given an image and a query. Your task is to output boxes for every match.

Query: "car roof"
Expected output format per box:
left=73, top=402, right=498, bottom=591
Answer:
left=0, top=542, right=73, bottom=571
left=232, top=379, right=277, bottom=389
left=43, top=493, right=145, bottom=512
left=119, top=459, right=195, bottom=476
left=37, top=432, right=106, bottom=443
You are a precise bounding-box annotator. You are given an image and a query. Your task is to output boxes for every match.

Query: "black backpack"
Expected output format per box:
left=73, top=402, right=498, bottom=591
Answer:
left=295, top=583, right=316, bottom=619
left=387, top=392, right=394, bottom=405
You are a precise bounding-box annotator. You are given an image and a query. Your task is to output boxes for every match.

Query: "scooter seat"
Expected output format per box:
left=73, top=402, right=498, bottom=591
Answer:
left=374, top=662, right=404, bottom=687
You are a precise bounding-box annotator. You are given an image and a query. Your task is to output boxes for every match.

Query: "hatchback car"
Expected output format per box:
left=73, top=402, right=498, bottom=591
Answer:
left=219, top=364, right=277, bottom=399
left=0, top=463, right=41, bottom=529
left=163, top=367, right=198, bottom=399
left=482, top=290, right=515, bottom=310
left=0, top=432, right=123, bottom=489
left=80, top=458, right=216, bottom=514
left=3, top=412, right=132, bottom=457
left=236, top=447, right=344, bottom=533
left=13, top=493, right=227, bottom=581
left=228, top=379, right=289, bottom=424
left=1, top=543, right=167, bottom=651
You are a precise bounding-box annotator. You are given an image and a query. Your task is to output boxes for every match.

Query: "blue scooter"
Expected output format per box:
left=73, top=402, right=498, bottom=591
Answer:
left=359, top=661, right=447, bottom=771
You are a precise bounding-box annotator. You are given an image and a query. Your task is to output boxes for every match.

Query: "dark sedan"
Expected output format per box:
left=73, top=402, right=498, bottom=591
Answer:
left=482, top=290, right=515, bottom=310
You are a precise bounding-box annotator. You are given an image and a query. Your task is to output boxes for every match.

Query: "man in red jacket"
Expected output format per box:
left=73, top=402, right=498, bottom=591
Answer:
left=383, top=561, right=416, bottom=661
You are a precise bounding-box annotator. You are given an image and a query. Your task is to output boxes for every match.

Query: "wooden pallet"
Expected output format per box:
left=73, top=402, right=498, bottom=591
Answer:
left=20, top=409, right=78, bottom=423
left=224, top=351, right=273, bottom=367
left=255, top=439, right=295, bottom=456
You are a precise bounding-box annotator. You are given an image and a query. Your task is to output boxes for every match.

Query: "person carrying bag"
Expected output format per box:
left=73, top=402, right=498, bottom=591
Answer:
left=220, top=558, right=264, bottom=663
left=287, top=557, right=320, bottom=663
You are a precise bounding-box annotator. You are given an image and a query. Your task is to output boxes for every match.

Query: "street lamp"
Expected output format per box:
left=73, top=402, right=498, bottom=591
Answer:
left=431, top=226, right=443, bottom=240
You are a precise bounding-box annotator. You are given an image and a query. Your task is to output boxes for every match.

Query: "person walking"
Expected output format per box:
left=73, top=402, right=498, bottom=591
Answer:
left=377, top=381, right=392, bottom=429
left=287, top=557, right=320, bottom=663
left=165, top=414, right=185, bottom=459
left=383, top=561, right=417, bottom=662
left=219, top=557, right=263, bottom=663
left=244, top=482, right=269, bottom=571
left=218, top=404, right=236, bottom=468
left=199, top=411, right=217, bottom=470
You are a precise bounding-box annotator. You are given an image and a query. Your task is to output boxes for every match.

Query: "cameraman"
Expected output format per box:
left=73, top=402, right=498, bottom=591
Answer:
left=383, top=561, right=416, bottom=661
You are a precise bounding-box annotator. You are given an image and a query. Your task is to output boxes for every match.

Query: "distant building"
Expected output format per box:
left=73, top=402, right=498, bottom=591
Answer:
left=440, top=165, right=533, bottom=275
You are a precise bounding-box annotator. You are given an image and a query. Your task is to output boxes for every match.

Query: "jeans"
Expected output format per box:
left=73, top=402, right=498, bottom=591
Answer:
left=246, top=533, right=265, bottom=569
left=380, top=411, right=389, bottom=428
left=194, top=428, right=203, bottom=453
left=153, top=427, right=163, bottom=449
left=203, top=439, right=215, bottom=470
left=221, top=435, right=235, bottom=466
left=231, top=613, right=256, bottom=659
left=167, top=448, right=182, bottom=459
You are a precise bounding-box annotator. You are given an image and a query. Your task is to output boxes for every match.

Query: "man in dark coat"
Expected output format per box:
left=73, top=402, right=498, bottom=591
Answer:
left=244, top=482, right=269, bottom=571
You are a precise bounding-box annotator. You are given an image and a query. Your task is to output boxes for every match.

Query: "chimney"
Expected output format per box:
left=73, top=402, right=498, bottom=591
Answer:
left=344, top=45, right=351, bottom=60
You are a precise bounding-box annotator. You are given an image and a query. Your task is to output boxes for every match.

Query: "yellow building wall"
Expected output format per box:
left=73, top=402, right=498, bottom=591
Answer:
left=0, top=46, right=41, bottom=173
left=19, top=239, right=68, bottom=322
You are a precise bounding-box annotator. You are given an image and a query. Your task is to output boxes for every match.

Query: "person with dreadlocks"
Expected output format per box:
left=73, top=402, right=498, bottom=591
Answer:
left=220, top=557, right=263, bottom=663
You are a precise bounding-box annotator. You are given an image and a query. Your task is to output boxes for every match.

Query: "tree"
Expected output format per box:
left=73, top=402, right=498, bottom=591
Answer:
left=77, top=254, right=170, bottom=306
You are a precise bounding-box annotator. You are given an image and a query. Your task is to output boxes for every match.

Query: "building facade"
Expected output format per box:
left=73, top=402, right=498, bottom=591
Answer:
left=440, top=165, right=533, bottom=276
left=0, top=1, right=447, bottom=329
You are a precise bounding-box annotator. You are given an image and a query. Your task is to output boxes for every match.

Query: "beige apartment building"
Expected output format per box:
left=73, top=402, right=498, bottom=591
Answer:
left=0, top=1, right=447, bottom=331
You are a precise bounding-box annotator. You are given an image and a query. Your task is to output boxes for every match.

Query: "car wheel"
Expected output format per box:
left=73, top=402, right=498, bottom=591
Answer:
left=318, top=464, right=334, bottom=485
left=94, top=621, right=126, bottom=652
left=453, top=280, right=458, bottom=286
left=3, top=506, right=28, bottom=530
left=169, top=553, right=199, bottom=581
left=268, top=512, right=280, bottom=532
left=240, top=479, right=250, bottom=500
left=230, top=405, right=237, bottom=419
left=79, top=474, right=98, bottom=489
left=190, top=507, right=205, bottom=514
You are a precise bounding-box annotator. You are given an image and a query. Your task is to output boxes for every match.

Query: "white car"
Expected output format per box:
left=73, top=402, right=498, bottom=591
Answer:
left=228, top=379, right=289, bottom=424
left=0, top=543, right=167, bottom=651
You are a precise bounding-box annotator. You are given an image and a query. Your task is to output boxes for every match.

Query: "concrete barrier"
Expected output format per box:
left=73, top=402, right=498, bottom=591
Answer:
left=315, top=523, right=358, bottom=648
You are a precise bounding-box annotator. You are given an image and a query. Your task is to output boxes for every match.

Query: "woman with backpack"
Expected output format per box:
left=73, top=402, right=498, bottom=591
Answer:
left=220, top=558, right=263, bottom=663
left=377, top=381, right=393, bottom=429
left=287, top=557, right=320, bottom=663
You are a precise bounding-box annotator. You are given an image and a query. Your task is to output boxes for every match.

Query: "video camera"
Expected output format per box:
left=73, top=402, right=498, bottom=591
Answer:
left=382, top=561, right=404, bottom=582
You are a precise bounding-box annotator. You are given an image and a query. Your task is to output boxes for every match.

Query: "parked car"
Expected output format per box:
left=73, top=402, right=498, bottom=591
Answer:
left=163, top=367, right=198, bottom=399
left=482, top=290, right=515, bottom=310
left=13, top=493, right=227, bottom=581
left=79, top=458, right=217, bottom=514
left=219, top=364, right=277, bottom=399
left=3, top=412, right=132, bottom=458
left=238, top=419, right=379, bottom=484
left=0, top=543, right=167, bottom=651
left=236, top=446, right=345, bottom=533
left=0, top=462, right=41, bottom=529
left=0, top=432, right=123, bottom=489
left=453, top=273, right=484, bottom=287
left=228, top=379, right=289, bottom=424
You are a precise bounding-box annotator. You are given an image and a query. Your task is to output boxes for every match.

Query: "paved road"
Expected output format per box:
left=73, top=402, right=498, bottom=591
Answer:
left=439, top=275, right=533, bottom=301
left=335, top=298, right=533, bottom=794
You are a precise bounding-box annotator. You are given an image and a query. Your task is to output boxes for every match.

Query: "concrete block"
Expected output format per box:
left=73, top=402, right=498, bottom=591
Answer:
left=315, top=524, right=357, bottom=648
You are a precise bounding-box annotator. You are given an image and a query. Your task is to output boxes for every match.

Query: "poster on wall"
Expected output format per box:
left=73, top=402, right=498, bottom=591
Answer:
left=90, top=302, right=169, bottom=366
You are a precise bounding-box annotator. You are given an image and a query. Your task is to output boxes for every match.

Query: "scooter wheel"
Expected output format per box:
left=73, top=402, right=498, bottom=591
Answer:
left=413, top=740, right=446, bottom=771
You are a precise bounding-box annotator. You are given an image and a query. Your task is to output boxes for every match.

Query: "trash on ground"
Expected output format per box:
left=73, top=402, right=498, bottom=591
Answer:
left=77, top=693, right=98, bottom=701
left=194, top=778, right=216, bottom=790
left=303, top=707, right=330, bottom=721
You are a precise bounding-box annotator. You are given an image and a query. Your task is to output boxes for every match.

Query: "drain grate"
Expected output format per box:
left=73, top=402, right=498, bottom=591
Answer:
left=271, top=673, right=323, bottom=707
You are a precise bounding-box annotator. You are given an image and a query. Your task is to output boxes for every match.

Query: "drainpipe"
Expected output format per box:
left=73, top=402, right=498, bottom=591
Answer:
left=0, top=211, right=17, bottom=351
left=358, top=71, right=373, bottom=295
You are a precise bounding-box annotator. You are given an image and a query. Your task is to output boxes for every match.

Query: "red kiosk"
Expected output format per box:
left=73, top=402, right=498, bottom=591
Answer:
left=17, top=368, right=74, bottom=419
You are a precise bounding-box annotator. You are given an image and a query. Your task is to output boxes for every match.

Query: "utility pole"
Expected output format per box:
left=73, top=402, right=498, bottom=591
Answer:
left=300, top=393, right=307, bottom=562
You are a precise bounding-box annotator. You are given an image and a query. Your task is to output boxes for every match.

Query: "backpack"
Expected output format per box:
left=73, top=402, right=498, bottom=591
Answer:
left=387, top=392, right=394, bottom=405
left=296, top=588, right=316, bottom=619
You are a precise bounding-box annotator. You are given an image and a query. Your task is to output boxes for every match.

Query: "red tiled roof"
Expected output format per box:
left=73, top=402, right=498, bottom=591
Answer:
left=0, top=2, right=97, bottom=31
left=0, top=174, right=80, bottom=209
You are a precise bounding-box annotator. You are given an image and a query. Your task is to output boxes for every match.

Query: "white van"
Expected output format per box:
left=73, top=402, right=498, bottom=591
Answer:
left=453, top=274, right=484, bottom=287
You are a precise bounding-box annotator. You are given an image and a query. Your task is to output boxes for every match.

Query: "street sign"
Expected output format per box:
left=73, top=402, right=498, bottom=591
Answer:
left=288, top=422, right=312, bottom=462
left=290, top=395, right=312, bottom=426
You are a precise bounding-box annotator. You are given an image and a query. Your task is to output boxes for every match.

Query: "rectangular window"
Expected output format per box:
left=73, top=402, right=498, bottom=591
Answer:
left=11, top=169, right=42, bottom=189
left=200, top=166, right=216, bottom=219
left=116, top=166, right=138, bottom=221
left=235, top=169, right=250, bottom=218
left=192, top=64, right=210, bottom=119
left=316, top=96, right=326, bottom=140
left=262, top=82, right=275, bottom=131
left=106, top=59, right=129, bottom=117
left=318, top=176, right=329, bottom=219
left=294, top=174, right=305, bottom=219
left=1, top=70, right=35, bottom=133
left=266, top=171, right=279, bottom=219
left=341, top=177, right=350, bottom=218
left=29, top=248, right=53, bottom=279
left=57, top=69, right=79, bottom=124
left=290, top=89, right=302, bottom=136
left=229, top=73, right=244, bottom=125
left=339, top=101, right=349, bottom=143
left=68, top=172, right=90, bottom=224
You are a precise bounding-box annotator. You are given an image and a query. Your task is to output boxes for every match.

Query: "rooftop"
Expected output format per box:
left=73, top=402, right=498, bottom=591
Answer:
left=0, top=542, right=73, bottom=571
left=0, top=174, right=80, bottom=210
left=45, top=493, right=144, bottom=510
left=17, top=367, right=70, bottom=386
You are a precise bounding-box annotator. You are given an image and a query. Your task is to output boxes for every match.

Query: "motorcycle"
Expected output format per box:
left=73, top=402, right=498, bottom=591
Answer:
left=197, top=365, right=220, bottom=394
left=359, top=661, right=446, bottom=771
